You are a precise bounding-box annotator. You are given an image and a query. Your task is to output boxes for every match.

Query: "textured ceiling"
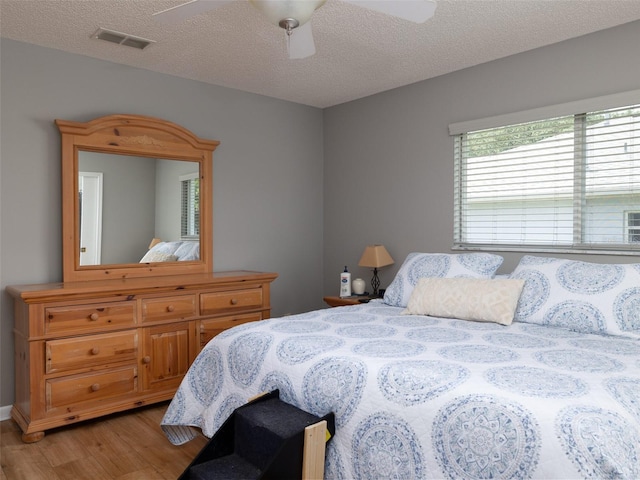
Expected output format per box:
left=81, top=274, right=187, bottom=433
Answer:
left=2, top=0, right=640, bottom=108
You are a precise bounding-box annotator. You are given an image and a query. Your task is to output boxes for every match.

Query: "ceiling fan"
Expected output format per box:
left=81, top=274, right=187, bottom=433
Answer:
left=153, top=0, right=437, bottom=59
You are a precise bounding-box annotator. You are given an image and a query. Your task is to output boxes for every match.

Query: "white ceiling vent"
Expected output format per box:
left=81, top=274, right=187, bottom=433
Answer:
left=91, top=28, right=155, bottom=50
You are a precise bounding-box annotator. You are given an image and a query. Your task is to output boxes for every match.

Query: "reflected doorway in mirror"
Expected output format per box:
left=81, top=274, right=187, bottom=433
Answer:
left=78, top=171, right=103, bottom=265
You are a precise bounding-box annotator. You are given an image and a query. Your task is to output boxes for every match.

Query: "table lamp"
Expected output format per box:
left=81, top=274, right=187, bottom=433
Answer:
left=358, top=245, right=394, bottom=297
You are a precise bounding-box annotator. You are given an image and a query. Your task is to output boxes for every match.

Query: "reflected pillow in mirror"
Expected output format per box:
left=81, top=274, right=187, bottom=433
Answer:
left=146, top=241, right=183, bottom=255
left=173, top=241, right=200, bottom=261
left=139, top=251, right=179, bottom=263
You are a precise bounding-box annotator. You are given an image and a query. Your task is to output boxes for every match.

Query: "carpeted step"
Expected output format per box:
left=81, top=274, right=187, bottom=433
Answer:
left=187, top=453, right=261, bottom=480
left=234, top=397, right=322, bottom=471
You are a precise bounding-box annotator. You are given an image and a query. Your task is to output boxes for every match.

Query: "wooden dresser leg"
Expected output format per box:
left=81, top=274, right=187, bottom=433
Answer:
left=21, top=431, right=45, bottom=443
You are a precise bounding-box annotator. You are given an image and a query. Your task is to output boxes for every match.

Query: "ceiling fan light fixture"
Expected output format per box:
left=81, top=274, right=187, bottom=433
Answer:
left=249, top=0, right=326, bottom=30
left=279, top=18, right=300, bottom=35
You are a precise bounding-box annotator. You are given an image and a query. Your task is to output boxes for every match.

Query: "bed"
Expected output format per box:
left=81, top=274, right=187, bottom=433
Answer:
left=161, top=253, right=640, bottom=479
left=139, top=240, right=200, bottom=262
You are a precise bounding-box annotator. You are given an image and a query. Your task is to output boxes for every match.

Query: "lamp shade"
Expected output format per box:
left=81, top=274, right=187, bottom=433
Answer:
left=249, top=0, right=326, bottom=27
left=358, top=245, right=394, bottom=268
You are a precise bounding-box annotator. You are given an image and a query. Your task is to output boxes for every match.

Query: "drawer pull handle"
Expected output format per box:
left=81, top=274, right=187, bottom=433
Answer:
left=230, top=298, right=238, bottom=305
left=91, top=383, right=100, bottom=392
left=89, top=313, right=99, bottom=321
left=91, top=347, right=100, bottom=355
left=166, top=305, right=175, bottom=312
left=142, top=356, right=151, bottom=364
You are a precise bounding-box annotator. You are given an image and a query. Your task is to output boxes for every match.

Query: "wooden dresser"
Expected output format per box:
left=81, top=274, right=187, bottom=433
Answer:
left=8, top=270, right=277, bottom=443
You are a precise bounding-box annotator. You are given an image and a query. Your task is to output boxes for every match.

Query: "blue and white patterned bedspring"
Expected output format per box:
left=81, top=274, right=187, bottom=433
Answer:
left=161, top=301, right=640, bottom=479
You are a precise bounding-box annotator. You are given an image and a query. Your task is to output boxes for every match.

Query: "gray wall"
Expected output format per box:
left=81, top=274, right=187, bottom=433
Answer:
left=0, top=39, right=324, bottom=407
left=322, top=20, right=640, bottom=296
left=80, top=152, right=157, bottom=264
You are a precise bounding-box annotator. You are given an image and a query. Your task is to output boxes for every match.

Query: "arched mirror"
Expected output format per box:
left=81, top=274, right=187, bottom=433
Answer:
left=57, top=114, right=219, bottom=282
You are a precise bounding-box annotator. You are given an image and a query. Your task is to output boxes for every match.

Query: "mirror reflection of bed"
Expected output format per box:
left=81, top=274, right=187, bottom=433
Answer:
left=140, top=239, right=200, bottom=263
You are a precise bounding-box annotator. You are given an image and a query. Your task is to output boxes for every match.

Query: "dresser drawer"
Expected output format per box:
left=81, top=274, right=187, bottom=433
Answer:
left=45, top=302, right=135, bottom=335
left=200, top=289, right=263, bottom=315
left=46, top=366, right=137, bottom=411
left=200, top=312, right=263, bottom=346
left=141, top=295, right=196, bottom=323
left=46, top=331, right=138, bottom=374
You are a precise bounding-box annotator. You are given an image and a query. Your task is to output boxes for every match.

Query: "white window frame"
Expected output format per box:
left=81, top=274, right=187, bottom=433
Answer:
left=450, top=90, right=640, bottom=255
left=180, top=173, right=199, bottom=240
left=626, top=211, right=640, bottom=244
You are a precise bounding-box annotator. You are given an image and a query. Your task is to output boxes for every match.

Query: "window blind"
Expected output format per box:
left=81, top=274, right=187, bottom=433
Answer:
left=181, top=175, right=199, bottom=238
left=453, top=103, right=640, bottom=253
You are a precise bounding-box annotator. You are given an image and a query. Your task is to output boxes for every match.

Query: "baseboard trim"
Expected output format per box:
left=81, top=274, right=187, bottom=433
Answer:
left=0, top=405, right=12, bottom=421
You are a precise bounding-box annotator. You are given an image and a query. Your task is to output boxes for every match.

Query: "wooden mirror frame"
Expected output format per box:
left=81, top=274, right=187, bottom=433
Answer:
left=57, top=114, right=219, bottom=282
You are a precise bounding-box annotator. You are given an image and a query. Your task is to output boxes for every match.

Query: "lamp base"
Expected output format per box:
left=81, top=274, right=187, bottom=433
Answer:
left=370, top=268, right=381, bottom=297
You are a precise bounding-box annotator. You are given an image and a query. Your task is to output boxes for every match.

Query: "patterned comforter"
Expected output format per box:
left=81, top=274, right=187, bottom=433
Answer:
left=161, top=300, right=640, bottom=479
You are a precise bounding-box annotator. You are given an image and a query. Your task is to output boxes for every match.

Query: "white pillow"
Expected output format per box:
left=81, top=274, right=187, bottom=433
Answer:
left=174, top=241, right=200, bottom=261
left=383, top=252, right=504, bottom=307
left=147, top=241, right=183, bottom=256
left=139, top=250, right=178, bottom=263
left=510, top=255, right=640, bottom=338
left=402, top=277, right=525, bottom=326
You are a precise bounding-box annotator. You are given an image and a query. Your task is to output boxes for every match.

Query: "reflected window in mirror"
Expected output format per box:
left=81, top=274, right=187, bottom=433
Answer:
left=180, top=173, right=199, bottom=240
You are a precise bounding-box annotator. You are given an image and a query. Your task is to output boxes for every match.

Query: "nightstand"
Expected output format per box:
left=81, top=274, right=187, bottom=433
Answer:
left=323, top=296, right=375, bottom=307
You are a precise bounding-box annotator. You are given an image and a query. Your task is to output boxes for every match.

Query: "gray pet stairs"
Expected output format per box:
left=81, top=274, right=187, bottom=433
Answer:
left=179, top=390, right=336, bottom=480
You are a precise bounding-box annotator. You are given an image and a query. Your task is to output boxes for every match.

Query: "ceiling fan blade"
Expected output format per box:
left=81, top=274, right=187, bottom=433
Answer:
left=153, top=0, right=235, bottom=24
left=342, top=0, right=437, bottom=23
left=288, top=21, right=316, bottom=59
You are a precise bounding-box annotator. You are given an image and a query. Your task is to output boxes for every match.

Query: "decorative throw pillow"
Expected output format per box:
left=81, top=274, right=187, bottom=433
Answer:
left=139, top=251, right=178, bottom=263
left=383, top=252, right=504, bottom=308
left=510, top=255, right=640, bottom=338
left=402, top=277, right=525, bottom=325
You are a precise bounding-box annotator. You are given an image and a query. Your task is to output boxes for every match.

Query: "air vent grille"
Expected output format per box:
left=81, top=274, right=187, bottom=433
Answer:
left=91, top=28, right=155, bottom=50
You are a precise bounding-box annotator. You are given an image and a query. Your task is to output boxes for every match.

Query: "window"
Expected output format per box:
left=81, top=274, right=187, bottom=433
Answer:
left=627, top=211, right=640, bottom=243
left=180, top=173, right=199, bottom=239
left=453, top=102, right=640, bottom=253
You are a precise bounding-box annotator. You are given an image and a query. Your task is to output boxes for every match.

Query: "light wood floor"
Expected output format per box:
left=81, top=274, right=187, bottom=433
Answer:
left=0, top=403, right=207, bottom=480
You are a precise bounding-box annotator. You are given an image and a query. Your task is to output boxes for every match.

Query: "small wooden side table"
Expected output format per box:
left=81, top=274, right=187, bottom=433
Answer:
left=323, top=296, right=375, bottom=307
